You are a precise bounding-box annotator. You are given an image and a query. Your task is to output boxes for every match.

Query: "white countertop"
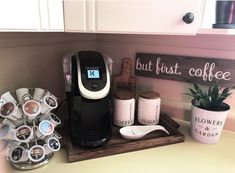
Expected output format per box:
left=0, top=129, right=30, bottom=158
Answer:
left=11, top=120, right=235, bottom=173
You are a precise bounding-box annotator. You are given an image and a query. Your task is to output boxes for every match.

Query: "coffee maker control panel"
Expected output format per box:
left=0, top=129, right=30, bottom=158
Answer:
left=77, top=51, right=110, bottom=100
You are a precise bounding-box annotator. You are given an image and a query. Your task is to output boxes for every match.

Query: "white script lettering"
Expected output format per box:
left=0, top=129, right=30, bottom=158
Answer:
left=189, top=62, right=231, bottom=82
left=136, top=58, right=153, bottom=72
left=155, top=58, right=181, bottom=75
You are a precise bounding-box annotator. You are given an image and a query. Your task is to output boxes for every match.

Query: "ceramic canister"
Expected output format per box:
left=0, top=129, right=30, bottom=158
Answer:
left=138, top=91, right=161, bottom=125
left=113, top=94, right=135, bottom=127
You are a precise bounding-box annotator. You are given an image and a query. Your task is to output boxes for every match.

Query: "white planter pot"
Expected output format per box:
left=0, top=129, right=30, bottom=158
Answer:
left=191, top=100, right=230, bottom=144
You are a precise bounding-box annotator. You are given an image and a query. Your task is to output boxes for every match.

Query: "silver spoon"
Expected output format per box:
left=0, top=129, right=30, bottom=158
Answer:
left=119, top=125, right=169, bottom=140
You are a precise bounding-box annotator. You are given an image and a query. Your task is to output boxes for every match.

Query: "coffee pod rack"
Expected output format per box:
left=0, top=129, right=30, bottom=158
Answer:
left=0, top=88, right=62, bottom=170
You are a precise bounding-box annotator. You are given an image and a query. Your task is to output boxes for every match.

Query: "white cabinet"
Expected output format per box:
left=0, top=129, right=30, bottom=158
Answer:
left=0, top=0, right=64, bottom=32
left=64, top=0, right=203, bottom=35
left=64, top=0, right=95, bottom=32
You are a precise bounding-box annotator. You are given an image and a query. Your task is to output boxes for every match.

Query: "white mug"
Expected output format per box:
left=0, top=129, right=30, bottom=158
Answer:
left=33, top=88, right=46, bottom=101
left=16, top=88, right=32, bottom=104
left=9, top=146, right=28, bottom=163
left=1, top=91, right=17, bottom=104
left=28, top=145, right=45, bottom=162
left=35, top=120, right=54, bottom=139
left=22, top=100, right=41, bottom=121
left=113, top=97, right=135, bottom=127
left=39, top=113, right=61, bottom=128
left=0, top=102, right=22, bottom=121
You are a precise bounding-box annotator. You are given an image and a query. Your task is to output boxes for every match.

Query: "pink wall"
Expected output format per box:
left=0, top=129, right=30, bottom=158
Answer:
left=0, top=32, right=234, bottom=132
left=96, top=33, right=235, bottom=132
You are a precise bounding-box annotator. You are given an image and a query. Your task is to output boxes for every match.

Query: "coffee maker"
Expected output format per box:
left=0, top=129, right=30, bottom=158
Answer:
left=63, top=51, right=112, bottom=148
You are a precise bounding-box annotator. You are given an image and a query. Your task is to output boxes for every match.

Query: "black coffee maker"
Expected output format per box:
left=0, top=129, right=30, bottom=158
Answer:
left=63, top=51, right=112, bottom=148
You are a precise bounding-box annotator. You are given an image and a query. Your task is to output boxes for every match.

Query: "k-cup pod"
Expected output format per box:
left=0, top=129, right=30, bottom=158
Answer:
left=22, top=100, right=41, bottom=121
left=35, top=120, right=54, bottom=139
left=0, top=98, right=6, bottom=108
left=39, top=113, right=61, bottom=128
left=39, top=112, right=51, bottom=121
left=138, top=91, right=161, bottom=125
left=14, top=125, right=33, bottom=143
left=44, top=91, right=57, bottom=99
left=3, top=119, right=16, bottom=128
left=28, top=145, right=45, bottom=163
left=40, top=93, right=58, bottom=114
left=43, top=136, right=60, bottom=155
left=0, top=141, right=8, bottom=156
left=9, top=146, right=28, bottom=163
left=2, top=119, right=17, bottom=129
left=0, top=123, right=14, bottom=141
left=33, top=88, right=46, bottom=101
left=2, top=118, right=24, bottom=128
left=0, top=141, right=21, bottom=156
left=52, top=131, right=62, bottom=140
left=0, top=102, right=22, bottom=121
left=16, top=88, right=32, bottom=104
left=0, top=91, right=17, bottom=104
left=113, top=96, right=135, bottom=127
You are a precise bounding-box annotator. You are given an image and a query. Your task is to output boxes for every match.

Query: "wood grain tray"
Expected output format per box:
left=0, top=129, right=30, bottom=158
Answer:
left=62, top=113, right=185, bottom=162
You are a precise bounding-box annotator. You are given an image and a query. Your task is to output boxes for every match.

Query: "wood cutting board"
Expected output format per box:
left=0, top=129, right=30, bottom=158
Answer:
left=112, top=58, right=138, bottom=99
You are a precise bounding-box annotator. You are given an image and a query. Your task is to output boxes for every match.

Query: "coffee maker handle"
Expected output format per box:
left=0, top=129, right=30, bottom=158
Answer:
left=62, top=53, right=75, bottom=92
left=104, top=55, right=113, bottom=77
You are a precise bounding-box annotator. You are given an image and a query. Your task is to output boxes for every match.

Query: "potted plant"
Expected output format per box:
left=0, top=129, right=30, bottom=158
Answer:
left=186, top=83, right=234, bottom=144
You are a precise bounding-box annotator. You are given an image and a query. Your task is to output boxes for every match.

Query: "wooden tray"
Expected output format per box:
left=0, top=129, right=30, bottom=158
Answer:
left=61, top=113, right=185, bottom=162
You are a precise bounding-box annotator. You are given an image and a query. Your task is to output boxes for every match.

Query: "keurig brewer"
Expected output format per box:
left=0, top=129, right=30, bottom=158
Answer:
left=63, top=51, right=112, bottom=148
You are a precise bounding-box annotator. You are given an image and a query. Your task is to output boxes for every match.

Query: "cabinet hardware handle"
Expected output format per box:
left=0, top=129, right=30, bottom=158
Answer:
left=183, top=12, right=194, bottom=24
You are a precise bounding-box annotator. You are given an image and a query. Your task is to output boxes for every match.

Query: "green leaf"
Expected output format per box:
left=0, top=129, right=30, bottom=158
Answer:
left=221, top=87, right=230, bottom=95
left=217, top=93, right=232, bottom=103
left=208, top=86, right=213, bottom=97
left=188, top=89, right=198, bottom=98
left=194, top=83, right=200, bottom=92
left=211, top=84, right=219, bottom=102
left=199, top=99, right=209, bottom=109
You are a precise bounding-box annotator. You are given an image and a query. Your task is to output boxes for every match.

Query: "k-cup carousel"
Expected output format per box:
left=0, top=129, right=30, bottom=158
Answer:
left=0, top=88, right=62, bottom=170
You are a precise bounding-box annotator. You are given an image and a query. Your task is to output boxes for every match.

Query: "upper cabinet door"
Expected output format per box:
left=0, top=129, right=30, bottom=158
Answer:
left=64, top=0, right=86, bottom=32
left=47, top=0, right=64, bottom=31
left=63, top=0, right=95, bottom=32
left=95, top=0, right=203, bottom=35
left=0, top=0, right=64, bottom=32
left=0, top=0, right=40, bottom=31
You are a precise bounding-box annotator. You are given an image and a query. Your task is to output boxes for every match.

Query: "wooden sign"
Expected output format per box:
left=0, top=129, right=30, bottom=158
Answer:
left=135, top=53, right=235, bottom=86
